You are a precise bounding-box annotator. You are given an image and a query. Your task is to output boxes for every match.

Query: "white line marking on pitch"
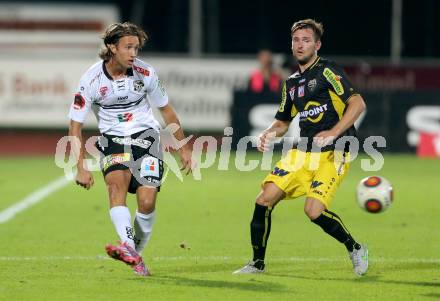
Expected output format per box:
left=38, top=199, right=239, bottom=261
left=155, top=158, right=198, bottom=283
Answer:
left=0, top=176, right=70, bottom=224
left=0, top=256, right=439, bottom=264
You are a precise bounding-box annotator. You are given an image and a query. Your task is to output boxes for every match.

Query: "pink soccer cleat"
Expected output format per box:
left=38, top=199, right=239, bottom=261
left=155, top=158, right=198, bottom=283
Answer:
left=132, top=259, right=151, bottom=277
left=105, top=241, right=141, bottom=266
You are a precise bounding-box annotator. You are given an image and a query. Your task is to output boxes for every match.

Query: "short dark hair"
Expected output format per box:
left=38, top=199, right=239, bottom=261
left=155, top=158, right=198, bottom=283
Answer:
left=291, top=19, right=324, bottom=41
left=99, top=22, right=148, bottom=60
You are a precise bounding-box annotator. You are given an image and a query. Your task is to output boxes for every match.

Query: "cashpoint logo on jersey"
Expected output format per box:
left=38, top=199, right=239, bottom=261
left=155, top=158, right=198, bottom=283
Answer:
left=299, top=101, right=328, bottom=123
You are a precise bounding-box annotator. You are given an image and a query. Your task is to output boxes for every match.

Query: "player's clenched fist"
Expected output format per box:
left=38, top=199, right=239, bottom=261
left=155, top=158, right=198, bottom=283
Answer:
left=75, top=169, right=94, bottom=190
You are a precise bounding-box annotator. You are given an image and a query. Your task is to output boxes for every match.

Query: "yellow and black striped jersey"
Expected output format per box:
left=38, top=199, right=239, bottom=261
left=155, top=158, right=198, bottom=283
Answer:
left=276, top=56, right=359, bottom=151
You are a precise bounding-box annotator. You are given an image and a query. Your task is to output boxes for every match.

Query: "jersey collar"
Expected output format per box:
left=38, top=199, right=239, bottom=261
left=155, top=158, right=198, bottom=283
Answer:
left=300, top=56, right=320, bottom=75
left=102, top=61, right=133, bottom=80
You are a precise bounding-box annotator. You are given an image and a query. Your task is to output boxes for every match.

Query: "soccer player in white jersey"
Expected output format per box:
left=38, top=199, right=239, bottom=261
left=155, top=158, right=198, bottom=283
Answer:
left=68, top=22, right=193, bottom=276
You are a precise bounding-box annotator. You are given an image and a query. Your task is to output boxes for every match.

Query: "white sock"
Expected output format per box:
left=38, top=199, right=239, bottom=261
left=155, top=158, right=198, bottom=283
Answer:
left=134, top=210, right=156, bottom=253
left=109, top=206, right=135, bottom=249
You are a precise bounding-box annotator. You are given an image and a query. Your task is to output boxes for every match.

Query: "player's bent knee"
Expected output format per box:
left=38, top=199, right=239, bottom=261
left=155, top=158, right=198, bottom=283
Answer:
left=138, top=198, right=156, bottom=213
left=136, top=186, right=157, bottom=213
left=304, top=206, right=322, bottom=220
left=304, top=197, right=326, bottom=220
left=255, top=194, right=274, bottom=207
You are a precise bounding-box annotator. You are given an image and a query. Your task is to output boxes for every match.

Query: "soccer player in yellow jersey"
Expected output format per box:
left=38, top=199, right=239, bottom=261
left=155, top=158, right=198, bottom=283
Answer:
left=234, top=19, right=368, bottom=276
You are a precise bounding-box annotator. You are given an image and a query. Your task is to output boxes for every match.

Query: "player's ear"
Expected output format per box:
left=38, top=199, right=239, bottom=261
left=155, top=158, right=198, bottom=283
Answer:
left=109, top=44, right=117, bottom=55
left=315, top=40, right=321, bottom=51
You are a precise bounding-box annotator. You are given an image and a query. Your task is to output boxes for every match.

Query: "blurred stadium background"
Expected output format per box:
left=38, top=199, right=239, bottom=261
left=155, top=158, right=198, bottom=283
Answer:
left=0, top=0, right=439, bottom=155
left=1, top=1, right=440, bottom=301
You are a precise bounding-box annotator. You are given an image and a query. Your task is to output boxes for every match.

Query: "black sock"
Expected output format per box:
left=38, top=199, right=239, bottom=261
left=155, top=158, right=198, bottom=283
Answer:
left=250, top=203, right=273, bottom=263
left=311, top=210, right=360, bottom=252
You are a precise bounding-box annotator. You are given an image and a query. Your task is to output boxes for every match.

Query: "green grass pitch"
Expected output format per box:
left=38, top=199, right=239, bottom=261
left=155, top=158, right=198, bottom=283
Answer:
left=0, top=153, right=439, bottom=301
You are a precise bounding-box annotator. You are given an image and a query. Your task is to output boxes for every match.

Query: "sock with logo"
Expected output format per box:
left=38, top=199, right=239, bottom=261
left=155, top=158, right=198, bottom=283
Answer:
left=250, top=203, right=273, bottom=263
left=311, top=210, right=360, bottom=252
left=109, top=206, right=135, bottom=249
left=133, top=210, right=156, bottom=253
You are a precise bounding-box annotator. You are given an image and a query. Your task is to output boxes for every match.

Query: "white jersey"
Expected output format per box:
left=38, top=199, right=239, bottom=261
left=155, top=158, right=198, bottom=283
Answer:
left=68, top=58, right=168, bottom=136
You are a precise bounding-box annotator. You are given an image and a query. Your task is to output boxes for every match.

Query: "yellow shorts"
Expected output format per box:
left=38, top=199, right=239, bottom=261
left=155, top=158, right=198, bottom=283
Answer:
left=262, top=149, right=350, bottom=208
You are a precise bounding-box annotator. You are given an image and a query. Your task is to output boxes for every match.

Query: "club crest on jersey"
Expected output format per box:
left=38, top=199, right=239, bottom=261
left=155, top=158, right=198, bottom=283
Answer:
left=298, top=85, right=305, bottom=97
left=307, top=79, right=317, bottom=92
left=133, top=80, right=144, bottom=92
left=289, top=87, right=296, bottom=100
left=134, top=65, right=150, bottom=77
left=99, top=86, right=108, bottom=96
left=73, top=93, right=85, bottom=110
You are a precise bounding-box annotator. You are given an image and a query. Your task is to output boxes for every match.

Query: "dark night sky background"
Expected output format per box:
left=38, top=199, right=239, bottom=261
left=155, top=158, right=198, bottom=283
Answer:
left=5, top=0, right=440, bottom=58
left=120, top=0, right=440, bottom=58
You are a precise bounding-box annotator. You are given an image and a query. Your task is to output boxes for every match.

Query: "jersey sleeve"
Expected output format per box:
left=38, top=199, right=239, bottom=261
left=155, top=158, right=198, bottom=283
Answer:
left=322, top=63, right=358, bottom=103
left=146, top=67, right=169, bottom=108
left=68, top=75, right=92, bottom=123
left=274, top=81, right=297, bottom=121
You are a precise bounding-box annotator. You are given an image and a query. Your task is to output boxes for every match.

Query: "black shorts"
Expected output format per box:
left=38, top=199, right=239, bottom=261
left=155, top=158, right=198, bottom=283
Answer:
left=95, top=129, right=164, bottom=194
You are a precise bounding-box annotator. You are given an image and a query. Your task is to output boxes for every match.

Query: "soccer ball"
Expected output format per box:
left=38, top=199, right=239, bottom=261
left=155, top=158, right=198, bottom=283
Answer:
left=356, top=176, right=393, bottom=213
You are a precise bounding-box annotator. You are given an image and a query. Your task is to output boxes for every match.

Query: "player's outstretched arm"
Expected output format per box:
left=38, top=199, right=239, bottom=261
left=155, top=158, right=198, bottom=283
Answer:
left=158, top=104, right=194, bottom=175
left=258, top=119, right=291, bottom=152
left=314, top=94, right=366, bottom=147
left=68, top=120, right=94, bottom=189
